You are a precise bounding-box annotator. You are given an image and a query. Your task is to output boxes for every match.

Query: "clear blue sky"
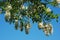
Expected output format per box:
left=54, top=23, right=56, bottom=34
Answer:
left=0, top=2, right=60, bottom=40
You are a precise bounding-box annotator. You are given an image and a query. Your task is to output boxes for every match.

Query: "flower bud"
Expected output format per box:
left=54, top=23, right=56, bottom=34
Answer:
left=15, top=19, right=18, bottom=30
left=25, top=23, right=30, bottom=34
left=5, top=11, right=11, bottom=22
left=48, top=24, right=53, bottom=34
left=38, top=22, right=44, bottom=29
left=25, top=28, right=29, bottom=34
left=26, top=23, right=30, bottom=29
left=46, top=7, right=51, bottom=13
left=21, top=5, right=28, bottom=10
left=20, top=22, right=23, bottom=31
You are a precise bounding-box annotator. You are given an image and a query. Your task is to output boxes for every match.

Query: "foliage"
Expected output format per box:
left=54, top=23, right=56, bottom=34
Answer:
left=0, top=0, right=59, bottom=36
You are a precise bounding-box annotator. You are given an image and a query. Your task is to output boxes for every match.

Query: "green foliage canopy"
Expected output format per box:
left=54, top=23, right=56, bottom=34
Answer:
left=0, top=0, right=60, bottom=36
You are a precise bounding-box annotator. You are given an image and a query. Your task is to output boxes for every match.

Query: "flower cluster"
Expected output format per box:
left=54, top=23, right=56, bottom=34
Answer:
left=56, top=0, right=60, bottom=3
left=38, top=22, right=53, bottom=36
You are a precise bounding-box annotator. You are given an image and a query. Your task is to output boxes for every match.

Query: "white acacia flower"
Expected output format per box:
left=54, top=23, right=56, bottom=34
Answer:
left=25, top=6, right=28, bottom=9
left=43, top=27, right=50, bottom=36
left=44, top=31, right=50, bottom=36
left=56, top=0, right=60, bottom=3
left=46, top=7, right=51, bottom=12
left=21, top=5, right=25, bottom=9
left=45, top=24, right=49, bottom=27
left=38, top=22, right=44, bottom=29
left=43, top=23, right=53, bottom=35
left=26, top=24, right=30, bottom=29
left=21, top=5, right=28, bottom=10
left=6, top=4, right=12, bottom=10
left=8, top=5, right=12, bottom=9
left=48, top=24, right=53, bottom=34
left=5, top=11, right=11, bottom=20
left=15, top=19, right=18, bottom=22
left=41, top=4, right=45, bottom=7
left=56, top=0, right=60, bottom=8
left=5, top=11, right=11, bottom=16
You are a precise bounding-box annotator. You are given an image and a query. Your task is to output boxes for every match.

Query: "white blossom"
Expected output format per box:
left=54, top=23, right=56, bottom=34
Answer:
left=5, top=11, right=11, bottom=16
left=46, top=7, right=51, bottom=12
left=41, top=5, right=45, bottom=7
left=38, top=22, right=44, bottom=29
left=48, top=24, right=53, bottom=34
left=8, top=5, right=12, bottom=9
left=26, top=24, right=30, bottom=29
left=43, top=23, right=53, bottom=36
left=5, top=10, right=11, bottom=21
left=56, top=0, right=60, bottom=8
left=44, top=31, right=50, bottom=36
left=25, top=6, right=28, bottom=9
left=6, top=4, right=12, bottom=10
left=15, top=19, right=18, bottom=22
left=21, top=5, right=28, bottom=10
left=21, top=5, right=25, bottom=9
left=56, top=0, right=60, bottom=3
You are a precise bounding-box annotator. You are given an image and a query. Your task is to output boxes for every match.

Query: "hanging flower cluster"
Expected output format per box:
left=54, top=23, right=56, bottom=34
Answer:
left=38, top=22, right=53, bottom=36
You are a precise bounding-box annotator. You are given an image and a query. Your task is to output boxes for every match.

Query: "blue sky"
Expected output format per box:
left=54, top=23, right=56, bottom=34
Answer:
left=0, top=2, right=60, bottom=40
